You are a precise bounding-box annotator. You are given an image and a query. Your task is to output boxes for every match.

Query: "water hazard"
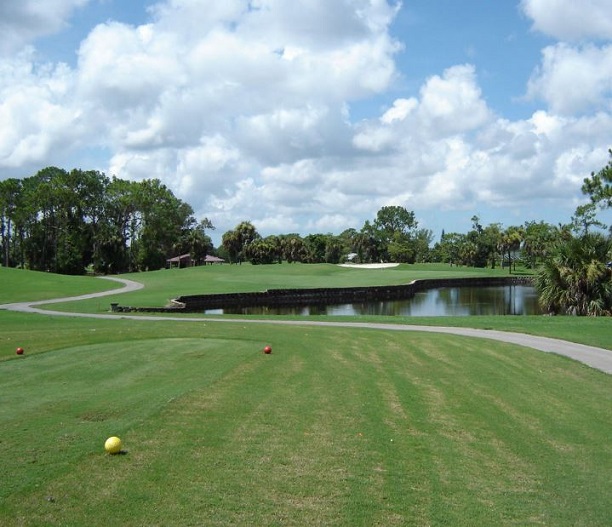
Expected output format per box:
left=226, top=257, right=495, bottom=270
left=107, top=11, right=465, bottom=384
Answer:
left=204, top=285, right=543, bottom=317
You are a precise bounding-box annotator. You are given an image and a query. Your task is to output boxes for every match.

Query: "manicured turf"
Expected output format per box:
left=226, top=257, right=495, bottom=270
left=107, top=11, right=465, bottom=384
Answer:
left=1, top=266, right=611, bottom=525
left=0, top=267, right=119, bottom=304
left=6, top=263, right=607, bottom=351
left=1, top=317, right=611, bottom=526
left=26, top=262, right=514, bottom=313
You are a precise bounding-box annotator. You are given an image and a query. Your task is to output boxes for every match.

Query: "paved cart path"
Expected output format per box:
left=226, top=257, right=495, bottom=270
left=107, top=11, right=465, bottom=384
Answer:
left=2, top=276, right=611, bottom=374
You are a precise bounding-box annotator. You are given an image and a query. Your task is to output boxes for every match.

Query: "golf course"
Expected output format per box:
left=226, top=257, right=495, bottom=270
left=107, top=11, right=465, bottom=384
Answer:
left=1, top=263, right=611, bottom=526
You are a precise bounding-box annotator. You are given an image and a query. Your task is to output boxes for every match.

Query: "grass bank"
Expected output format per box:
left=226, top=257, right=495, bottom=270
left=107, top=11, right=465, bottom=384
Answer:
left=0, top=267, right=119, bottom=304
left=20, top=262, right=515, bottom=313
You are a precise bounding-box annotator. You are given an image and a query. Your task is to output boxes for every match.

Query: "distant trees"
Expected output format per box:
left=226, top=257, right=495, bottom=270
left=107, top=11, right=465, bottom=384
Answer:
left=0, top=167, right=212, bottom=274
left=498, top=225, right=523, bottom=273
left=534, top=153, right=612, bottom=315
left=219, top=206, right=434, bottom=266
left=522, top=221, right=557, bottom=269
left=571, top=203, right=606, bottom=235
left=433, top=217, right=504, bottom=269
left=370, top=205, right=433, bottom=263
left=582, top=149, right=612, bottom=209
left=223, top=226, right=345, bottom=265
left=352, top=206, right=432, bottom=264
left=432, top=217, right=589, bottom=274
left=0, top=167, right=111, bottom=274
left=0, top=177, right=24, bottom=268
left=535, top=232, right=612, bottom=315
left=434, top=231, right=463, bottom=266
left=222, top=221, right=260, bottom=263
left=5, top=154, right=610, bottom=320
left=353, top=223, right=383, bottom=263
left=173, top=218, right=215, bottom=266
left=303, top=234, right=328, bottom=263
left=280, top=234, right=306, bottom=263
left=533, top=153, right=612, bottom=316
left=131, top=178, right=196, bottom=271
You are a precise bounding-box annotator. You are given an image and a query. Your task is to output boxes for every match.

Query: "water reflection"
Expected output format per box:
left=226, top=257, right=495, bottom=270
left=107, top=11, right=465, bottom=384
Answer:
left=204, top=285, right=542, bottom=316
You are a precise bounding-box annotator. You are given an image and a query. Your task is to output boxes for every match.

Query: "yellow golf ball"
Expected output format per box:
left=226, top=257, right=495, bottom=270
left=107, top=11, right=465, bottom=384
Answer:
left=104, top=436, right=122, bottom=454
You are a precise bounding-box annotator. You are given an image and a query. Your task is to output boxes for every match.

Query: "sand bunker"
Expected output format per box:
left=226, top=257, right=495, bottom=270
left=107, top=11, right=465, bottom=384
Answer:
left=337, top=263, right=400, bottom=269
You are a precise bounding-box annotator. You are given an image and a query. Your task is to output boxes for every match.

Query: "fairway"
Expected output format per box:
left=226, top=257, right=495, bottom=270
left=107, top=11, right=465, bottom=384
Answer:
left=1, top=267, right=611, bottom=525
left=1, top=317, right=611, bottom=526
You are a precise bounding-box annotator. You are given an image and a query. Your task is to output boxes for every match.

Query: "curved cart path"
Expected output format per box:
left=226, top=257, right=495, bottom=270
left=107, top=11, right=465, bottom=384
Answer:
left=2, top=276, right=611, bottom=374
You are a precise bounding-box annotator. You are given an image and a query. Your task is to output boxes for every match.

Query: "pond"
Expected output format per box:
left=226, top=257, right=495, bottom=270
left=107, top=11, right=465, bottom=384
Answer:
left=204, top=285, right=543, bottom=317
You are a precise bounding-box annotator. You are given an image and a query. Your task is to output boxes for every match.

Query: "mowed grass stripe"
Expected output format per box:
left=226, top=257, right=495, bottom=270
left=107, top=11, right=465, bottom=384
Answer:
left=1, top=326, right=611, bottom=526
left=0, top=338, right=257, bottom=502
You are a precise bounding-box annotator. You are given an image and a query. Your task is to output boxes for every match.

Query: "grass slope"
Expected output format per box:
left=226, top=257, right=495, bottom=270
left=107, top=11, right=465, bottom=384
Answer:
left=0, top=267, right=120, bottom=304
left=1, top=319, right=611, bottom=526
left=21, top=263, right=513, bottom=313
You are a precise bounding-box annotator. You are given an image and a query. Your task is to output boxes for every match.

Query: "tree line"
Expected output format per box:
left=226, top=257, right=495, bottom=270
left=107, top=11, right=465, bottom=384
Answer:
left=220, top=206, right=433, bottom=265
left=218, top=209, right=603, bottom=271
left=0, top=167, right=214, bottom=274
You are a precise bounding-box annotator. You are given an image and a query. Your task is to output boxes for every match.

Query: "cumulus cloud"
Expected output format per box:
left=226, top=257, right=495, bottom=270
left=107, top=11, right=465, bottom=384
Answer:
left=62, top=0, right=402, bottom=235
left=344, top=58, right=612, bottom=218
left=520, top=0, right=612, bottom=41
left=0, top=49, right=82, bottom=169
left=0, top=0, right=89, bottom=55
left=526, top=43, right=612, bottom=114
left=353, top=65, right=492, bottom=153
left=1, top=0, right=612, bottom=240
left=71, top=0, right=399, bottom=161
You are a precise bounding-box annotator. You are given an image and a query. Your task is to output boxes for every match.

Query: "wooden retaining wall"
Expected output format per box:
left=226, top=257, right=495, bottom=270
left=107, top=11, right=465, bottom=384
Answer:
left=111, top=276, right=533, bottom=313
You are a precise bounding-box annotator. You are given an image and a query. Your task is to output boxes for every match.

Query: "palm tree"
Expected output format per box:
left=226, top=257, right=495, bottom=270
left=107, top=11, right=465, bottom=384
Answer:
left=535, top=232, right=612, bottom=316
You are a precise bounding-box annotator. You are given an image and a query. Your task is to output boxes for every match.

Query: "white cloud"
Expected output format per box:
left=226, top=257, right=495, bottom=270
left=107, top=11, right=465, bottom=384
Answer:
left=77, top=22, right=182, bottom=113
left=353, top=64, right=493, bottom=153
left=521, top=0, right=612, bottom=121
left=0, top=50, right=82, bottom=168
left=236, top=0, right=400, bottom=50
left=236, top=106, right=329, bottom=164
left=347, top=84, right=612, bottom=226
left=306, top=213, right=359, bottom=233
left=380, top=97, right=417, bottom=124
left=416, top=65, right=492, bottom=135
left=0, top=0, right=90, bottom=55
left=261, top=160, right=321, bottom=186
left=521, top=0, right=612, bottom=41
left=527, top=43, right=612, bottom=114
left=54, top=0, right=404, bottom=236
left=1, top=0, right=612, bottom=241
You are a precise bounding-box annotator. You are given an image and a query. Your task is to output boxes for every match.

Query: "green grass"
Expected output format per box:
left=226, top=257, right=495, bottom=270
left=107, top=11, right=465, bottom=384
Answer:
left=0, top=315, right=611, bottom=526
left=0, top=267, right=119, bottom=304
left=11, top=263, right=511, bottom=312
left=1, top=264, right=610, bottom=350
left=1, top=266, right=611, bottom=525
left=4, top=264, right=608, bottom=351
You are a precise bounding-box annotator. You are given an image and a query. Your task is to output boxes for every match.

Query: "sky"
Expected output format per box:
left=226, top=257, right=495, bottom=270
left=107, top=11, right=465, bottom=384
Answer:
left=1, top=0, right=611, bottom=246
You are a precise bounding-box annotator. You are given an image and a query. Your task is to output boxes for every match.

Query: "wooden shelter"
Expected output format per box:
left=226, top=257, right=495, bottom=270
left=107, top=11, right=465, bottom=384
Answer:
left=166, top=254, right=192, bottom=268
left=204, top=255, right=225, bottom=265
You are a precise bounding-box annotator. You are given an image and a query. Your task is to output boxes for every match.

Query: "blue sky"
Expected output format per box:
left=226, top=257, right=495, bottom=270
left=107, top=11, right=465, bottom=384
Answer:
left=1, top=0, right=610, bottom=244
left=391, top=1, right=550, bottom=118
